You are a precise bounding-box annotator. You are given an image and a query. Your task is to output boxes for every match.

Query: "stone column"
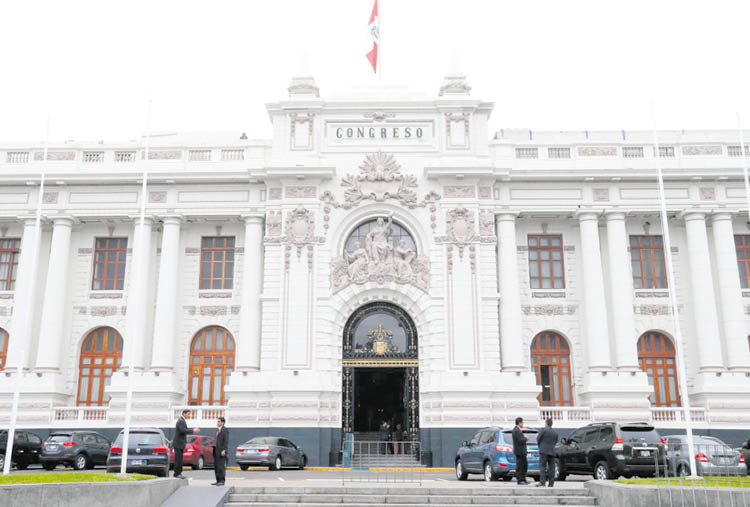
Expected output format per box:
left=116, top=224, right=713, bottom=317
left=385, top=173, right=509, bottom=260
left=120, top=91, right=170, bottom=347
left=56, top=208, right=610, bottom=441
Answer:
left=710, top=212, right=750, bottom=371
left=605, top=211, right=640, bottom=371
left=495, top=213, right=524, bottom=371
left=577, top=211, right=612, bottom=371
left=236, top=215, right=264, bottom=371
left=122, top=217, right=154, bottom=370
left=150, top=216, right=182, bottom=371
left=682, top=211, right=724, bottom=372
left=4, top=218, right=41, bottom=370
left=35, top=216, right=74, bottom=371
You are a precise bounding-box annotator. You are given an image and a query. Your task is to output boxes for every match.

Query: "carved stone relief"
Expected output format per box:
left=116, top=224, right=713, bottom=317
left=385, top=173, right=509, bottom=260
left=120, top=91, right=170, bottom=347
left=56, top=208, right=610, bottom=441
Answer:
left=148, top=191, right=167, bottom=203
left=266, top=211, right=282, bottom=237
left=699, top=187, right=716, bottom=201
left=479, top=209, right=495, bottom=236
left=285, top=185, right=316, bottom=199
left=592, top=188, right=610, bottom=202
left=268, top=188, right=282, bottom=200
left=682, top=145, right=722, bottom=156
left=439, top=206, right=479, bottom=258
left=578, top=146, right=617, bottom=157
left=285, top=207, right=316, bottom=256
left=43, top=192, right=59, bottom=204
left=443, top=185, right=475, bottom=198
left=478, top=186, right=492, bottom=199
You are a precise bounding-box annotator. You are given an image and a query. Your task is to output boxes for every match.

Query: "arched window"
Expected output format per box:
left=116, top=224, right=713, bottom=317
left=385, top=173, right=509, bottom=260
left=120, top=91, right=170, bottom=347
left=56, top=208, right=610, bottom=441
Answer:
left=344, top=218, right=416, bottom=254
left=531, top=331, right=573, bottom=406
left=638, top=331, right=680, bottom=407
left=77, top=327, right=123, bottom=406
left=0, top=328, right=8, bottom=370
left=188, top=327, right=235, bottom=405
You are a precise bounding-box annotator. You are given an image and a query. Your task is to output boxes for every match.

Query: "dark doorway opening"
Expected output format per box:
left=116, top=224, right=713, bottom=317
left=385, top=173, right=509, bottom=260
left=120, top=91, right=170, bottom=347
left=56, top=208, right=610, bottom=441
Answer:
left=353, top=367, right=406, bottom=432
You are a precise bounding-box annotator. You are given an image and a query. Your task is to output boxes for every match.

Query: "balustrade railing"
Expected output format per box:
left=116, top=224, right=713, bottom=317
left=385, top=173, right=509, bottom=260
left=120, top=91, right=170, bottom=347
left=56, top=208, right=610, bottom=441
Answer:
left=540, top=406, right=592, bottom=423
left=52, top=406, right=109, bottom=423
left=171, top=406, right=227, bottom=424
left=650, top=406, right=708, bottom=423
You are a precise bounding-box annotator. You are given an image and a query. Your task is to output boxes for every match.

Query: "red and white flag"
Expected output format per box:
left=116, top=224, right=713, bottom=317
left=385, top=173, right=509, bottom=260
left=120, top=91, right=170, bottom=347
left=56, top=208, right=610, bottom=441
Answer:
left=366, top=0, right=379, bottom=73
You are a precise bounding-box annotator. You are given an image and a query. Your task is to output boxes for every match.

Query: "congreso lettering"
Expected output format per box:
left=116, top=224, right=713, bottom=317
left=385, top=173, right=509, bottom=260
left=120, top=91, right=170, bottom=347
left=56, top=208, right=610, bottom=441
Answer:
left=335, top=126, right=423, bottom=139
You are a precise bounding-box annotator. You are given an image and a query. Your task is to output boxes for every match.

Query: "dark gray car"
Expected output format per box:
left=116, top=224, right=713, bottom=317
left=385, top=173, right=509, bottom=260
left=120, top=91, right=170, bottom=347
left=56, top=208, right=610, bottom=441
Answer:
left=235, top=437, right=307, bottom=471
left=41, top=431, right=111, bottom=470
left=106, top=428, right=171, bottom=477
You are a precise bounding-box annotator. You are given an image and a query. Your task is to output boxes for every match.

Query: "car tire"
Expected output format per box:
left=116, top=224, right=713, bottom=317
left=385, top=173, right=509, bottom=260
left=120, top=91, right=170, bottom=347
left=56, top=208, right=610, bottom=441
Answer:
left=73, top=454, right=89, bottom=471
left=193, top=456, right=204, bottom=470
left=16, top=462, right=28, bottom=470
left=0, top=455, right=4, bottom=470
left=677, top=464, right=690, bottom=477
left=554, top=459, right=567, bottom=481
left=239, top=464, right=249, bottom=471
left=455, top=459, right=468, bottom=481
left=42, top=463, right=57, bottom=471
left=271, top=455, right=282, bottom=471
left=594, top=461, right=611, bottom=480
left=156, top=469, right=167, bottom=478
left=299, top=456, right=307, bottom=470
left=501, top=474, right=513, bottom=481
left=483, top=461, right=498, bottom=482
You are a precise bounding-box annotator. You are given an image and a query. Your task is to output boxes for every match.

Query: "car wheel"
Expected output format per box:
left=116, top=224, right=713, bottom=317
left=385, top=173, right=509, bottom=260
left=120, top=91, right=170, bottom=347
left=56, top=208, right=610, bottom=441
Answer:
left=73, top=454, right=89, bottom=471
left=271, top=455, right=282, bottom=471
left=554, top=459, right=567, bottom=481
left=594, top=461, right=611, bottom=480
left=455, top=459, right=468, bottom=481
left=0, top=455, right=4, bottom=470
left=239, top=464, right=249, bottom=471
left=193, top=456, right=204, bottom=470
left=501, top=474, right=513, bottom=481
left=42, top=463, right=57, bottom=471
left=677, top=464, right=690, bottom=477
left=16, top=462, right=28, bottom=470
left=483, top=461, right=498, bottom=482
left=299, top=456, right=307, bottom=470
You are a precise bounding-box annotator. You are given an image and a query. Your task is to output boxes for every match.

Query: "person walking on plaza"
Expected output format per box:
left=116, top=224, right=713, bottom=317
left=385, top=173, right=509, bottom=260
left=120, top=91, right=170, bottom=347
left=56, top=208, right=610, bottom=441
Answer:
left=173, top=408, right=200, bottom=479
left=379, top=420, right=390, bottom=454
left=535, top=418, right=559, bottom=487
left=512, top=417, right=529, bottom=485
left=212, top=416, right=228, bottom=486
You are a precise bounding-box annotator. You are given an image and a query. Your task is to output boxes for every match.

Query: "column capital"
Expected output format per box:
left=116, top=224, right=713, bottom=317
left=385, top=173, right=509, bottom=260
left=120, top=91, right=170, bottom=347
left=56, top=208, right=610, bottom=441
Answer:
left=46, top=215, right=76, bottom=227
left=158, top=214, right=184, bottom=226
left=241, top=214, right=264, bottom=225
left=127, top=215, right=156, bottom=226
left=18, top=214, right=40, bottom=227
left=574, top=209, right=603, bottom=221
left=494, top=210, right=519, bottom=224
left=678, top=209, right=709, bottom=222
left=710, top=210, right=737, bottom=223
left=603, top=209, right=629, bottom=221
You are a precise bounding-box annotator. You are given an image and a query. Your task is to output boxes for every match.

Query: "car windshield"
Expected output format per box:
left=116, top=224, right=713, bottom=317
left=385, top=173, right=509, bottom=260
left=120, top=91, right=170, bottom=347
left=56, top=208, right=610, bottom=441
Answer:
left=187, top=435, right=200, bottom=443
left=502, top=431, right=538, bottom=444
left=621, top=426, right=661, bottom=444
left=695, top=437, right=731, bottom=449
left=47, top=434, right=72, bottom=442
left=113, top=432, right=162, bottom=446
left=246, top=437, right=276, bottom=445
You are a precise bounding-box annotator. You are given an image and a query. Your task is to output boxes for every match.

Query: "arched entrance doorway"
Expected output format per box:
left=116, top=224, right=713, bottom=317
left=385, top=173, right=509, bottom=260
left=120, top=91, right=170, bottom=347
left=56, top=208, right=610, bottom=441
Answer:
left=342, top=302, right=419, bottom=440
left=530, top=331, right=573, bottom=406
left=638, top=331, right=680, bottom=407
left=188, top=326, right=235, bottom=405
left=77, top=327, right=123, bottom=406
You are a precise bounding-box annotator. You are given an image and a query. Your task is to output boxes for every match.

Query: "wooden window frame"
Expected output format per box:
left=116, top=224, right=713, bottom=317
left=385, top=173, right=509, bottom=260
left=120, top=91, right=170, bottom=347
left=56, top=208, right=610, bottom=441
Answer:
left=0, top=327, right=8, bottom=370
left=77, top=327, right=123, bottom=407
left=199, top=237, right=235, bottom=290
left=527, top=234, right=565, bottom=289
left=530, top=331, right=573, bottom=407
left=91, top=238, right=128, bottom=290
left=638, top=331, right=680, bottom=407
left=735, top=235, right=750, bottom=289
left=188, top=326, right=235, bottom=406
left=0, top=238, right=21, bottom=291
left=630, top=235, right=667, bottom=289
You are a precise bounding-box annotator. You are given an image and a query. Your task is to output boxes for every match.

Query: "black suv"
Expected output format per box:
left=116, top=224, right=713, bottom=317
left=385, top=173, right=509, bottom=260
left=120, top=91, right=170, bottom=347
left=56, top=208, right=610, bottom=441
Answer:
left=0, top=430, right=43, bottom=470
left=40, top=431, right=111, bottom=470
left=555, top=422, right=667, bottom=480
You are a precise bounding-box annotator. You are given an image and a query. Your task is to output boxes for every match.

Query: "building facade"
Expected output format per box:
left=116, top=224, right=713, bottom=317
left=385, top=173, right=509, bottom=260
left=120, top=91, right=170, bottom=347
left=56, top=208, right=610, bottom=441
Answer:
left=1, top=71, right=750, bottom=466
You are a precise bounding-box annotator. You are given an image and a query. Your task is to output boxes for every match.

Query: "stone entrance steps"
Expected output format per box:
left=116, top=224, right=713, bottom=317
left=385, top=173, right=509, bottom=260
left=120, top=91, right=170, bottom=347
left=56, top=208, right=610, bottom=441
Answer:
left=224, top=486, right=598, bottom=507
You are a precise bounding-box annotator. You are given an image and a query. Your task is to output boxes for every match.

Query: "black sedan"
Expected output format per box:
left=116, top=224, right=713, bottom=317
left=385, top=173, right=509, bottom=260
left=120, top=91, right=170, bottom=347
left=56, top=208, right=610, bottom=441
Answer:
left=235, top=437, right=307, bottom=471
left=106, top=428, right=171, bottom=477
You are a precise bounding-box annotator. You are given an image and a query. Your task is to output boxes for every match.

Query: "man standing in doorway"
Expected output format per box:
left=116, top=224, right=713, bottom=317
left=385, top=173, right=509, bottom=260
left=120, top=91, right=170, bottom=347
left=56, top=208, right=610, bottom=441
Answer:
left=512, top=416, right=529, bottom=485
left=535, top=418, right=559, bottom=487
left=212, top=416, right=228, bottom=486
left=173, top=408, right=200, bottom=479
left=379, top=420, right=390, bottom=454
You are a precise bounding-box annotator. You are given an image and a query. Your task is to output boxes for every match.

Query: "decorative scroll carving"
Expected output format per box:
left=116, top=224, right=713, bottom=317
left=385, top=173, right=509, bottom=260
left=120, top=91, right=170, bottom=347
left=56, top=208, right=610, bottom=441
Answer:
left=478, top=186, right=492, bottom=199
left=444, top=185, right=475, bottom=198
left=363, top=111, right=395, bottom=121
left=682, top=145, right=722, bottom=156
left=35, top=151, right=75, bottom=161
left=285, top=186, right=316, bottom=198
left=285, top=207, right=316, bottom=256
left=148, top=191, right=167, bottom=203
left=699, top=187, right=716, bottom=200
left=442, top=206, right=479, bottom=257
left=268, top=188, right=282, bottom=200
left=43, top=192, right=59, bottom=204
left=266, top=211, right=282, bottom=237
left=578, top=146, right=617, bottom=157
left=479, top=209, right=495, bottom=236
left=592, top=188, right=610, bottom=202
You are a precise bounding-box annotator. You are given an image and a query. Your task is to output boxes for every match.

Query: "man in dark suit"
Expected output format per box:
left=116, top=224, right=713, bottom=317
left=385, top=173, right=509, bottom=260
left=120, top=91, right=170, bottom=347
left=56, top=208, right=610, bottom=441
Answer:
left=535, top=418, right=559, bottom=487
left=173, top=409, right=200, bottom=479
left=212, top=416, right=228, bottom=486
left=512, top=416, right=529, bottom=485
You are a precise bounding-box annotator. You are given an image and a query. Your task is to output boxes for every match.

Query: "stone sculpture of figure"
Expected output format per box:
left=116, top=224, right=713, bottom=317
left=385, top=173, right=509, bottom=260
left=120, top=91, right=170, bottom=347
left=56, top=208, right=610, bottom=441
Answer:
left=365, top=214, right=393, bottom=263
left=345, top=241, right=369, bottom=280
left=393, top=239, right=416, bottom=279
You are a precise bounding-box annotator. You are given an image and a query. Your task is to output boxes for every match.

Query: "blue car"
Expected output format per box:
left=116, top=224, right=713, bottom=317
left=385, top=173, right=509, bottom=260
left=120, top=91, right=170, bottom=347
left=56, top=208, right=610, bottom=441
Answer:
left=455, top=426, right=540, bottom=481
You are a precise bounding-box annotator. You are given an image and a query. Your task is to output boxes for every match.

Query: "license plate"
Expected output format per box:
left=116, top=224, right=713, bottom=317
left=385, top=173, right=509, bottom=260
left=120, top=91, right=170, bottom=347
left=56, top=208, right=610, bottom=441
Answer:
left=131, top=460, right=144, bottom=466
left=640, top=450, right=651, bottom=457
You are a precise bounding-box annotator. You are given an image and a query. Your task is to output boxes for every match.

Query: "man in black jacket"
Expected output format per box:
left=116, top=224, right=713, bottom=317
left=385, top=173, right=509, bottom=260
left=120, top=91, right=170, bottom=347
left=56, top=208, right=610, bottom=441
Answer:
left=512, top=417, right=529, bottom=485
left=173, top=409, right=200, bottom=479
left=535, top=418, right=559, bottom=487
left=212, top=417, right=228, bottom=486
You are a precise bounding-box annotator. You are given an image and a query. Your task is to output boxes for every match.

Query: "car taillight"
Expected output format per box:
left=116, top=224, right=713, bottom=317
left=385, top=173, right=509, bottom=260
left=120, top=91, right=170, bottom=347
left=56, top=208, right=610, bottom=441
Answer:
left=110, top=446, right=122, bottom=454
left=739, top=454, right=744, bottom=464
left=660, top=437, right=666, bottom=445
left=236, top=448, right=244, bottom=453
left=257, top=447, right=270, bottom=452
left=612, top=436, right=624, bottom=451
left=62, top=441, right=77, bottom=447
left=493, top=444, right=513, bottom=453
left=153, top=447, right=167, bottom=454
left=696, top=452, right=709, bottom=463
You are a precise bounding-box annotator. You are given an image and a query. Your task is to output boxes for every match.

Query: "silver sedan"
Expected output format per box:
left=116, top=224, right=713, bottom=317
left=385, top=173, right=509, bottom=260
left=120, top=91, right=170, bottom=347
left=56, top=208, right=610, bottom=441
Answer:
left=235, top=437, right=307, bottom=471
left=664, top=435, right=747, bottom=477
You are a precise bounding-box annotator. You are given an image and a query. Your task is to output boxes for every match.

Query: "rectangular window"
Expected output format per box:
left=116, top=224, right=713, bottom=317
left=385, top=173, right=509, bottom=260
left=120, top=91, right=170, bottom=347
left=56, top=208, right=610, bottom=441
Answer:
left=92, top=238, right=128, bottom=290
left=0, top=239, right=21, bottom=291
left=548, top=147, right=571, bottom=159
left=630, top=235, right=667, bottom=289
left=199, top=237, right=235, bottom=290
left=622, top=146, right=644, bottom=158
left=528, top=234, right=565, bottom=289
left=515, top=147, right=538, bottom=159
left=735, top=235, right=750, bottom=289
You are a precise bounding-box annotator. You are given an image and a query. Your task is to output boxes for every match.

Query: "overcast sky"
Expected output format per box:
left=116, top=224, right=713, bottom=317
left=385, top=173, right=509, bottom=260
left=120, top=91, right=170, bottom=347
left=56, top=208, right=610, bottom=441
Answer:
left=2, top=0, right=750, bottom=143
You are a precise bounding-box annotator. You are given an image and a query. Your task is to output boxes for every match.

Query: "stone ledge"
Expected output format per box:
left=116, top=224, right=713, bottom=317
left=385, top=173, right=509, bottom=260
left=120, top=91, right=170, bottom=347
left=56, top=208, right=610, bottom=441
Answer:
left=585, top=479, right=748, bottom=507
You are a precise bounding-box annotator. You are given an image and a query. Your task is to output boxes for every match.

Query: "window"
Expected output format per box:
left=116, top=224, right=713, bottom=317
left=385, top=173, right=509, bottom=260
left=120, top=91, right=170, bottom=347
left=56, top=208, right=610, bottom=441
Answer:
left=188, top=326, right=235, bottom=405
left=0, top=327, right=8, bottom=370
left=622, top=146, right=644, bottom=158
left=548, top=147, right=571, bottom=159
left=92, top=238, right=128, bottom=290
left=77, top=327, right=123, bottom=406
left=0, top=238, right=20, bottom=291
left=583, top=428, right=599, bottom=444
left=530, top=331, right=573, bottom=406
left=638, top=331, right=680, bottom=407
left=515, top=147, right=538, bottom=159
left=735, top=235, right=750, bottom=289
left=630, top=235, right=667, bottom=289
left=345, top=219, right=416, bottom=254
left=728, top=146, right=749, bottom=157
left=199, top=237, right=235, bottom=290
left=599, top=426, right=614, bottom=442
left=528, top=235, right=564, bottom=289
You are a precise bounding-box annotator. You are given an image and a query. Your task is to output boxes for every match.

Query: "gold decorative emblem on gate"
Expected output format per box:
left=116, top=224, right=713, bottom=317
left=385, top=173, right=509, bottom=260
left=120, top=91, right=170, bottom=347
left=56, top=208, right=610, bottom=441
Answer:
left=368, top=324, right=394, bottom=355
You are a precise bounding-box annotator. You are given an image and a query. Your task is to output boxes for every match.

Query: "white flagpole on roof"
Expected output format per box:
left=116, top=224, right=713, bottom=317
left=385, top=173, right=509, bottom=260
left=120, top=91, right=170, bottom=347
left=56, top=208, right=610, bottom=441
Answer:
left=736, top=114, right=750, bottom=227
left=650, top=103, right=699, bottom=478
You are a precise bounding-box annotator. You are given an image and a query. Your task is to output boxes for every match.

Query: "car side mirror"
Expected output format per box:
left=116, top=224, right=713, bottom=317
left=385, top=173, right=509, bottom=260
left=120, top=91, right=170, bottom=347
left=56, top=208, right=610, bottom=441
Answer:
left=462, top=440, right=469, bottom=447
left=561, top=438, right=568, bottom=445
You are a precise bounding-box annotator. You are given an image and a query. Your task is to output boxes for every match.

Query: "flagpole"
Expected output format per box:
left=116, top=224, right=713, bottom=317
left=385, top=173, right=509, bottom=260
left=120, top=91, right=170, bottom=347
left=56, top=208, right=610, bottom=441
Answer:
left=736, top=114, right=750, bottom=226
left=3, top=119, right=47, bottom=475
left=378, top=0, right=382, bottom=82
left=651, top=103, right=699, bottom=478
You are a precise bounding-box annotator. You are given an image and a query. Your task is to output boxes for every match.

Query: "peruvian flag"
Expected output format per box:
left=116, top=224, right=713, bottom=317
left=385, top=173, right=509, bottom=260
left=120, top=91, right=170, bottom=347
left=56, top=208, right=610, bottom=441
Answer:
left=366, top=0, right=379, bottom=73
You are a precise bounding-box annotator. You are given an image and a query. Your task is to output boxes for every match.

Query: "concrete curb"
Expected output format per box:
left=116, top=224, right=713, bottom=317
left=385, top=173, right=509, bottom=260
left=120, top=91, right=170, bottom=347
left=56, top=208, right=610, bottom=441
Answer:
left=585, top=480, right=750, bottom=507
left=0, top=477, right=184, bottom=507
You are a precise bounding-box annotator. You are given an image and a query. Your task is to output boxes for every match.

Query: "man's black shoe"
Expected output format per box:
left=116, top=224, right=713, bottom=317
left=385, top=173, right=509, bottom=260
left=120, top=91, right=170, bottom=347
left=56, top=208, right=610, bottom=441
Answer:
left=174, top=474, right=186, bottom=479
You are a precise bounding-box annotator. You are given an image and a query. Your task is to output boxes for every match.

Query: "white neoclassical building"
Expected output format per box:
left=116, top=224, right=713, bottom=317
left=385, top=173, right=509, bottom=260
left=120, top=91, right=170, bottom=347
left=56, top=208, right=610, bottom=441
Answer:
left=1, top=71, right=750, bottom=465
